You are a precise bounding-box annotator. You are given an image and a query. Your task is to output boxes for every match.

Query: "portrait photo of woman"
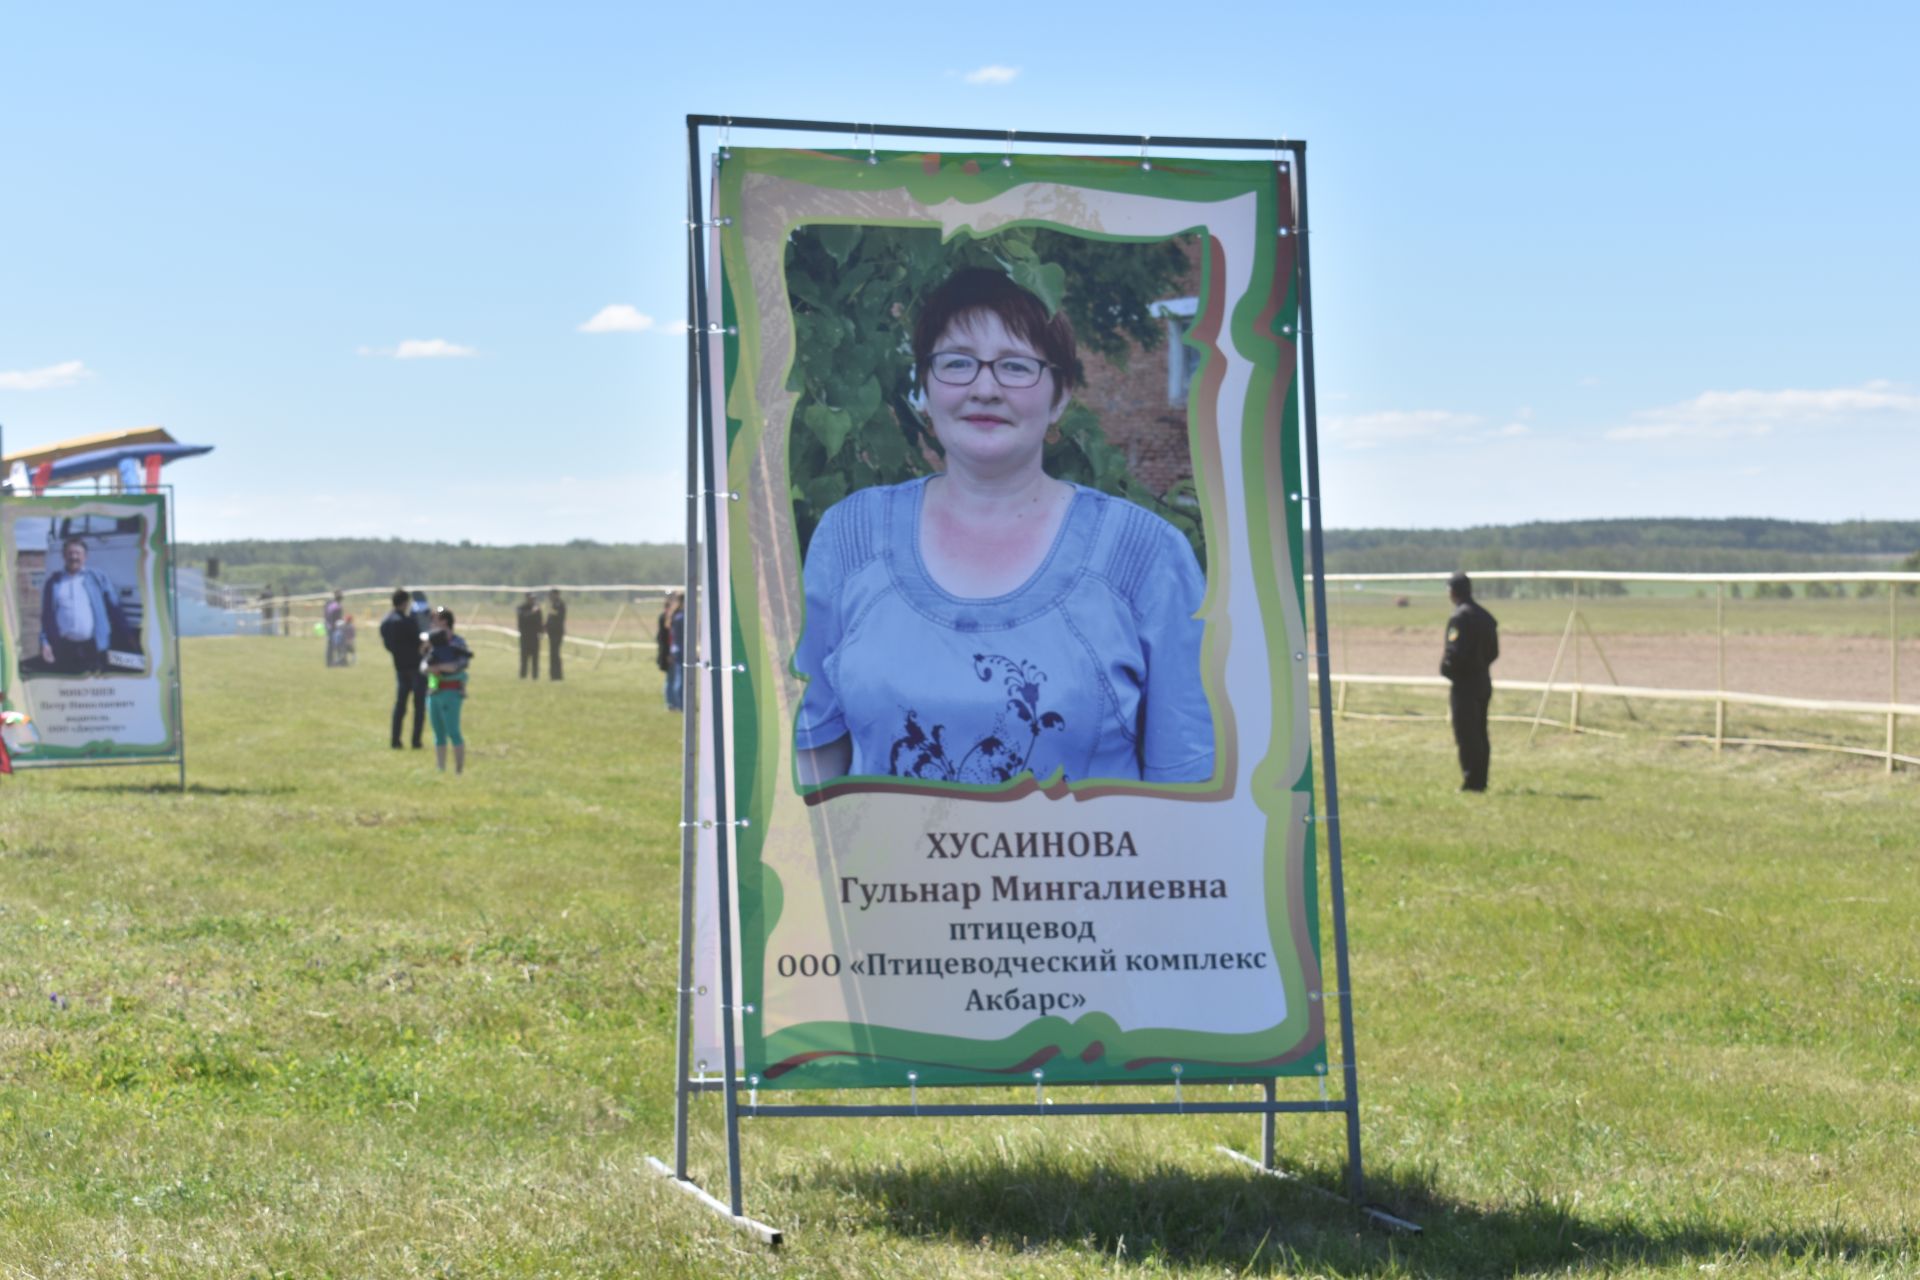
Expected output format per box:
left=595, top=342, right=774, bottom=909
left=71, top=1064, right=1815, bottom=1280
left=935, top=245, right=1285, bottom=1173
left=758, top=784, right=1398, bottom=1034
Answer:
left=792, top=266, right=1215, bottom=789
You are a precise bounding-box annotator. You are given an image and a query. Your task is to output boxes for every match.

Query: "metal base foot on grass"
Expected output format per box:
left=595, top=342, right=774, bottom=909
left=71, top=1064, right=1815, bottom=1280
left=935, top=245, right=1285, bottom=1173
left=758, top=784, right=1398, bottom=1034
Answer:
left=1215, top=1146, right=1421, bottom=1234
left=645, top=1157, right=783, bottom=1248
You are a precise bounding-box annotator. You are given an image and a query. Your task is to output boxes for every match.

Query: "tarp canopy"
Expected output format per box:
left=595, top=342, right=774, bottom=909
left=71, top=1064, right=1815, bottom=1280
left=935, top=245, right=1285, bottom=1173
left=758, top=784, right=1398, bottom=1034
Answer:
left=3, top=426, right=175, bottom=471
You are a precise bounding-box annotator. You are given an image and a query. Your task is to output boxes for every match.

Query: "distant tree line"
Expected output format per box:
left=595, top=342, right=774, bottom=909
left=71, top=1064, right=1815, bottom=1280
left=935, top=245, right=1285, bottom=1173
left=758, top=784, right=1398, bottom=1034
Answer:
left=176, top=522, right=1920, bottom=597
left=1324, top=518, right=1920, bottom=576
left=178, top=538, right=686, bottom=594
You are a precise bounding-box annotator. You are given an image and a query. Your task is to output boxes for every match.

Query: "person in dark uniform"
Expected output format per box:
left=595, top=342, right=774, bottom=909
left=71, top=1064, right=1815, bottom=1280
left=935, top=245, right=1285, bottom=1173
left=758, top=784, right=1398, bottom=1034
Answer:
left=516, top=591, right=543, bottom=679
left=1440, top=570, right=1499, bottom=792
left=380, top=586, right=427, bottom=749
left=545, top=588, right=567, bottom=680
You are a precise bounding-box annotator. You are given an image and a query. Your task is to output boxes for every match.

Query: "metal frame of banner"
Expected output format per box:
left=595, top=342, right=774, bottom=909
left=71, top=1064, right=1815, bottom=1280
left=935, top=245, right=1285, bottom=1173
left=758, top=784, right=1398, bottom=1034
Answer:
left=0, top=475, right=188, bottom=790
left=648, top=115, right=1402, bottom=1247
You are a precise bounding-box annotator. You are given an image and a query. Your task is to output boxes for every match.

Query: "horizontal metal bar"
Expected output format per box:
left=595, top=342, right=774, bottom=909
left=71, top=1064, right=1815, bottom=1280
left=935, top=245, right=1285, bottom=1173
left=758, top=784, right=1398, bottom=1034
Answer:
left=686, top=1074, right=1300, bottom=1094
left=1218, top=1146, right=1423, bottom=1232
left=0, top=482, right=177, bottom=497
left=741, top=1100, right=1347, bottom=1119
left=1216, top=1146, right=1347, bottom=1204
left=1363, top=1205, right=1426, bottom=1234
left=689, top=114, right=1300, bottom=153
left=644, top=1157, right=782, bottom=1248
left=12, top=755, right=184, bottom=771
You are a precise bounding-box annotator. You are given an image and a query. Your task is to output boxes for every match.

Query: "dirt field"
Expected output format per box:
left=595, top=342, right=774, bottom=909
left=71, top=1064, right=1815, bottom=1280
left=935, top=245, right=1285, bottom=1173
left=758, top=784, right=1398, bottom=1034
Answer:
left=1329, top=628, right=1918, bottom=705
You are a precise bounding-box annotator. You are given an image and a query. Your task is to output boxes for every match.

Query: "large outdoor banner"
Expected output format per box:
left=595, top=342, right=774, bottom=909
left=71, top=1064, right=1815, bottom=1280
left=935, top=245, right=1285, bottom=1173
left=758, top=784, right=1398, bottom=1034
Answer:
left=713, top=148, right=1317, bottom=1089
left=0, top=492, right=181, bottom=763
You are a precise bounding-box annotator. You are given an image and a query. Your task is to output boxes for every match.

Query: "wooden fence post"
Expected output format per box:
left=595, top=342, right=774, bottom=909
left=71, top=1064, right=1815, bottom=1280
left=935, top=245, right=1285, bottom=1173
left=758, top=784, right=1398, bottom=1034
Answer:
left=1890, top=585, right=1901, bottom=774
left=1715, top=580, right=1726, bottom=754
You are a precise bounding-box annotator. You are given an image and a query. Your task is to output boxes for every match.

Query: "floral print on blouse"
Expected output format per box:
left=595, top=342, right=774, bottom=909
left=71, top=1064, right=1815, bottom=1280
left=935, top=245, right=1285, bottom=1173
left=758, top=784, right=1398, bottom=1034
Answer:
left=794, top=477, right=1214, bottom=785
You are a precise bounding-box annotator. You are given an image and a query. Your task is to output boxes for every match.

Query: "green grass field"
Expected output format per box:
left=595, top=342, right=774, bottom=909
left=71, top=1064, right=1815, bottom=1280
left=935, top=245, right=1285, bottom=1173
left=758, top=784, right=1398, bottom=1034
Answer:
left=2, top=638, right=1916, bottom=1277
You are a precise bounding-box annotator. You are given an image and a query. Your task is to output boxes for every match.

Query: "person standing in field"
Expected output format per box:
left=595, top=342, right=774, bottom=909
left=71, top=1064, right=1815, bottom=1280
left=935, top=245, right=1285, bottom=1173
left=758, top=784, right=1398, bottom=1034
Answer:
left=516, top=591, right=543, bottom=679
left=1441, top=570, right=1499, bottom=792
left=545, top=588, right=567, bottom=681
left=422, top=605, right=473, bottom=774
left=323, top=589, right=345, bottom=666
left=380, top=587, right=427, bottom=749
left=657, top=591, right=686, bottom=713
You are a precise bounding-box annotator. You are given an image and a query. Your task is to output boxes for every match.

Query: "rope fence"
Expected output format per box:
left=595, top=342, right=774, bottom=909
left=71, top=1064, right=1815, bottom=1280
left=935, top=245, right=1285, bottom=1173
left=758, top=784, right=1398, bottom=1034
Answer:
left=1312, top=569, right=1919, bottom=774
left=198, top=568, right=1918, bottom=770
left=220, top=584, right=681, bottom=661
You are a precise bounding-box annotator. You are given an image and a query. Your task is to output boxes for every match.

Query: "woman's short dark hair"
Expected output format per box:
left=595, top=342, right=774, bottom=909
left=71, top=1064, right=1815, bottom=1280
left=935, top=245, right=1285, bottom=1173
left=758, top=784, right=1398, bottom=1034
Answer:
left=912, top=268, right=1082, bottom=406
left=433, top=606, right=456, bottom=628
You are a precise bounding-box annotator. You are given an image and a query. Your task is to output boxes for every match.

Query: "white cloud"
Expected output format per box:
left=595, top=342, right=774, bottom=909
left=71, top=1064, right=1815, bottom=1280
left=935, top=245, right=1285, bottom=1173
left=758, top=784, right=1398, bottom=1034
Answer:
left=395, top=338, right=476, bottom=359
left=1487, top=422, right=1530, bottom=438
left=0, top=359, right=92, bottom=391
left=358, top=339, right=477, bottom=360
left=1324, top=409, right=1481, bottom=449
left=963, top=64, right=1019, bottom=86
left=1608, top=381, right=1920, bottom=441
left=578, top=304, right=658, bottom=334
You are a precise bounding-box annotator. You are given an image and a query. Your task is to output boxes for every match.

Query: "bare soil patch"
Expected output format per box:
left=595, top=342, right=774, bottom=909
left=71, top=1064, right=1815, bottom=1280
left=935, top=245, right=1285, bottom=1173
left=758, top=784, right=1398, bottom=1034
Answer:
left=1330, top=628, right=1918, bottom=705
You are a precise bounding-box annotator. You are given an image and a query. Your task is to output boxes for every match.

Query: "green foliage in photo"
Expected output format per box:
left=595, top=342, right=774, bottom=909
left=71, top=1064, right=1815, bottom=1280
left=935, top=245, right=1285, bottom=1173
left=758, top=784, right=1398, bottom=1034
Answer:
left=781, top=224, right=1205, bottom=567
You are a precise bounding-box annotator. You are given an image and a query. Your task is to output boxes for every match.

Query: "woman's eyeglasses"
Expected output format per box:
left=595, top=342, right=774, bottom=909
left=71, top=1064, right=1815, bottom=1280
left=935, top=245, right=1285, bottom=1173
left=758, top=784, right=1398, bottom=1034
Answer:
left=927, top=352, right=1052, bottom=389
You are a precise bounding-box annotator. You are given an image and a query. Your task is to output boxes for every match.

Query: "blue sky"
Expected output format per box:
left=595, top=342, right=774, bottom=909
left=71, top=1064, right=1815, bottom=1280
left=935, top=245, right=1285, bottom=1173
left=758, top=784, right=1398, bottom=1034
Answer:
left=4, top=2, right=1915, bottom=544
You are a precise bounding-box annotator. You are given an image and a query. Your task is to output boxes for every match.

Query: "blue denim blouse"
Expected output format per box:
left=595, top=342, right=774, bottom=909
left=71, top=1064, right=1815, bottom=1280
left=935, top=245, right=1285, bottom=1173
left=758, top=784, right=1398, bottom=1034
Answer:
left=793, top=477, right=1214, bottom=785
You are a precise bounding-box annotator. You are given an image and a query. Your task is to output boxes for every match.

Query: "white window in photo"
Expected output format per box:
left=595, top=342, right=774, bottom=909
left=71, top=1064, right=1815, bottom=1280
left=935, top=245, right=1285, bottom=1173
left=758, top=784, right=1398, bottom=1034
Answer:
left=1150, top=296, right=1201, bottom=407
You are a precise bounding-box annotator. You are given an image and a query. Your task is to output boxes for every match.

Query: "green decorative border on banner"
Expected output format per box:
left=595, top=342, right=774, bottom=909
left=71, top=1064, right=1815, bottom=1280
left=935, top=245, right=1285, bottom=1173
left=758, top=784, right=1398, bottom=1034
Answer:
left=0, top=492, right=181, bottom=761
left=714, top=148, right=1320, bottom=1088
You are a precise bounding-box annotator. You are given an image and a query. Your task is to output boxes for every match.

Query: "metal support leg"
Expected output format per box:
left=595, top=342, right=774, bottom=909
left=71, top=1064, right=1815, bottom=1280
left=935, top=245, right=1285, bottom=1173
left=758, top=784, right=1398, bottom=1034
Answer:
left=686, top=116, right=749, bottom=1222
left=646, top=1157, right=783, bottom=1247
left=1261, top=1078, right=1277, bottom=1170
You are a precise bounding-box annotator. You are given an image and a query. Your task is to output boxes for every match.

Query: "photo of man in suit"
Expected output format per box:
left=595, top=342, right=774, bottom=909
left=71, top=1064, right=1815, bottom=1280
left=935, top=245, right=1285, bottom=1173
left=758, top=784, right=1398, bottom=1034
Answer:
left=38, top=537, right=127, bottom=675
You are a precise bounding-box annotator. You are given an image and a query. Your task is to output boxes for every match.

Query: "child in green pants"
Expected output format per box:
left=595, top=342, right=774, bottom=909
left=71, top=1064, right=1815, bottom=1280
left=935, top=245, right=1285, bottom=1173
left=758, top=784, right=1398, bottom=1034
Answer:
left=422, top=606, right=473, bottom=774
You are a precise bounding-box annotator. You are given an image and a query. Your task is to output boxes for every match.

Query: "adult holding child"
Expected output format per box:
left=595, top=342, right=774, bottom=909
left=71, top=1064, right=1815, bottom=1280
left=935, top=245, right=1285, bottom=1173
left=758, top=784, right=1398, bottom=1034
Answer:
left=655, top=591, right=686, bottom=713
left=792, top=268, right=1214, bottom=788
left=323, top=589, right=345, bottom=666
left=422, top=605, right=473, bottom=774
